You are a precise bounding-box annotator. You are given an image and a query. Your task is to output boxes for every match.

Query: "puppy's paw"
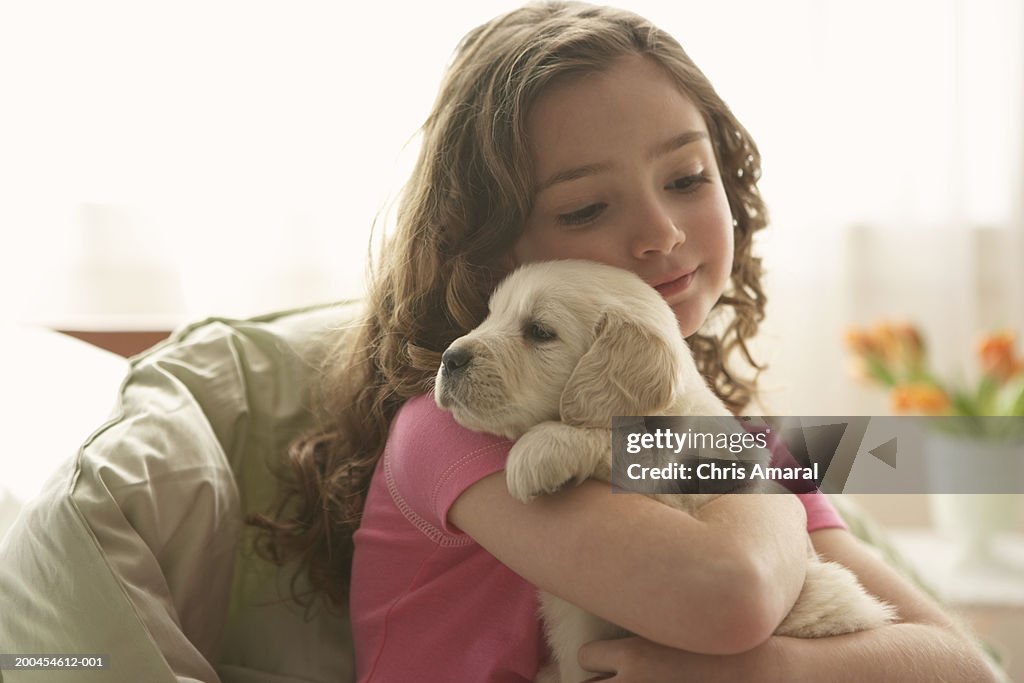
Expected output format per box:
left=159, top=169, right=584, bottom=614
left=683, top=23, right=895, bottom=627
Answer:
left=505, top=423, right=590, bottom=502
left=776, top=558, right=897, bottom=637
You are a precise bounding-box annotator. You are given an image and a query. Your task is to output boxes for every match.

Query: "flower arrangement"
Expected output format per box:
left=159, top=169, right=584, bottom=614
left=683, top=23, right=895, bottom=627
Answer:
left=844, top=323, right=1024, bottom=438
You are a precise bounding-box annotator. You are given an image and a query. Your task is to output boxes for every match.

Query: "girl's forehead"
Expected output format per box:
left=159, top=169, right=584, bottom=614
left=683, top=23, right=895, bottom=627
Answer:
left=525, top=55, right=711, bottom=179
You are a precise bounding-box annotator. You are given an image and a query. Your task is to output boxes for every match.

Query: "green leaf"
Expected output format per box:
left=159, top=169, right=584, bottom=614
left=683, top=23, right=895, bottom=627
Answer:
left=976, top=375, right=1001, bottom=415
left=1008, top=380, right=1024, bottom=417
left=866, top=358, right=897, bottom=386
left=951, top=390, right=977, bottom=417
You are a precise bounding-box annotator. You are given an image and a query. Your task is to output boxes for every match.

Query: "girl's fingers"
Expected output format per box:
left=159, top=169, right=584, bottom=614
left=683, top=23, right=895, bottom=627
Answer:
left=577, top=637, right=627, bottom=675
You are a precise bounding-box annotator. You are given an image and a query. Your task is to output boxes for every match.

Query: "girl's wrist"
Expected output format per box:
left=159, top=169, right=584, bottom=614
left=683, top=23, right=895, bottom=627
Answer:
left=693, top=494, right=809, bottom=642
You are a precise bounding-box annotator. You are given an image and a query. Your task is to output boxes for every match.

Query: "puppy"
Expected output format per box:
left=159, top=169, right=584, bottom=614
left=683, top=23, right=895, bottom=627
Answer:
left=435, top=259, right=895, bottom=683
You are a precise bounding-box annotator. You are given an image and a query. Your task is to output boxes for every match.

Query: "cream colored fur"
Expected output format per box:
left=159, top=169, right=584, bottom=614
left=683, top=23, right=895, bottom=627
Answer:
left=435, top=260, right=896, bottom=682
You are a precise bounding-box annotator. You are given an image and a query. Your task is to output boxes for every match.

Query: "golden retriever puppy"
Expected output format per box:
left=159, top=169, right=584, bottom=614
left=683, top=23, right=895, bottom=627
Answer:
left=435, top=259, right=895, bottom=683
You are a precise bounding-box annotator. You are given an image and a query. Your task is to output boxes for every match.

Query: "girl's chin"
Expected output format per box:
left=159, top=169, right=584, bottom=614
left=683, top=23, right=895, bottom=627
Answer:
left=671, top=300, right=712, bottom=338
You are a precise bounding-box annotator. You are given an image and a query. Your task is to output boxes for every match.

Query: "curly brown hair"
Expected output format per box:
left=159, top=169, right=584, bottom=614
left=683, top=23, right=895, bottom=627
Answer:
left=247, top=0, right=769, bottom=612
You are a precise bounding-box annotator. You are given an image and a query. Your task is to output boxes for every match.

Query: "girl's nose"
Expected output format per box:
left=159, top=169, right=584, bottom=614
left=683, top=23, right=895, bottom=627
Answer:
left=631, top=195, right=685, bottom=257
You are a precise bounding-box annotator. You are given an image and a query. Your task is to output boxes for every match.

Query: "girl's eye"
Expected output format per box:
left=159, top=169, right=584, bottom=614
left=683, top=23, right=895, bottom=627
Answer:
left=554, top=173, right=710, bottom=227
left=557, top=203, right=606, bottom=227
left=526, top=323, right=557, bottom=342
left=668, top=172, right=711, bottom=192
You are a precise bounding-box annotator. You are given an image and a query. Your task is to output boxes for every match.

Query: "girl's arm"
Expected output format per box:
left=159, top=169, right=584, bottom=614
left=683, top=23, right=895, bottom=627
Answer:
left=449, top=474, right=808, bottom=655
left=577, top=527, right=1000, bottom=682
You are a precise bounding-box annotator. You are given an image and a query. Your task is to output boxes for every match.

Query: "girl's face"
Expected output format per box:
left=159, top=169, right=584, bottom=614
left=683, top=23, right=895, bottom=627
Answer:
left=514, top=54, right=735, bottom=338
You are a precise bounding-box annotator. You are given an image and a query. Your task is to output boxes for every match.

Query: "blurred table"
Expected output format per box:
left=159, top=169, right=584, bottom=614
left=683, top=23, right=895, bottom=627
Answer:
left=58, top=329, right=171, bottom=357
left=0, top=325, right=128, bottom=540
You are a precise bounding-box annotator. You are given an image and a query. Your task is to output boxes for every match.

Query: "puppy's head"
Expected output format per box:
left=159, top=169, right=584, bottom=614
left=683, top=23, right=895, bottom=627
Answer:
left=434, top=260, right=686, bottom=439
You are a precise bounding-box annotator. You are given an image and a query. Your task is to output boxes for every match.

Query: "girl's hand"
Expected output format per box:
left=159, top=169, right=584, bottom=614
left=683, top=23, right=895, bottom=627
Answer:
left=577, top=635, right=781, bottom=683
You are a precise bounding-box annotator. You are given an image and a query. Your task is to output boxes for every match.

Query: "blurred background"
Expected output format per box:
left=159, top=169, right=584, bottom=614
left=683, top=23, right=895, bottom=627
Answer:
left=2, top=0, right=1022, bottom=413
left=1, top=0, right=1022, bottom=675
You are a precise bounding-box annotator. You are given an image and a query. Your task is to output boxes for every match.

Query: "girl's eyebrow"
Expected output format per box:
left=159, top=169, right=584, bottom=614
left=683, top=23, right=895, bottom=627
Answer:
left=536, top=130, right=708, bottom=194
left=649, top=130, right=708, bottom=161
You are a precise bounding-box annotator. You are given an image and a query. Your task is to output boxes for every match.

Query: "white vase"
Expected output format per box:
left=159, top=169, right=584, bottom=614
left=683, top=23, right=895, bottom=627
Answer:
left=924, top=430, right=1024, bottom=569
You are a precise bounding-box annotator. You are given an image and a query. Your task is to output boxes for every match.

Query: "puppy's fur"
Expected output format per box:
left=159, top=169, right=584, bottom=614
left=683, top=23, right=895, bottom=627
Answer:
left=435, top=260, right=895, bottom=682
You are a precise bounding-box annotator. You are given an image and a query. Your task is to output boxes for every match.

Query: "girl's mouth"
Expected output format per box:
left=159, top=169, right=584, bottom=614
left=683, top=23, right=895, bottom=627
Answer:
left=654, top=268, right=697, bottom=298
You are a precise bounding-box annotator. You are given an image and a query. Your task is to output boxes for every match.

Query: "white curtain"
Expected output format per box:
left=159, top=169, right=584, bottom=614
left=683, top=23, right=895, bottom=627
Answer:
left=2, top=0, right=1021, bottom=416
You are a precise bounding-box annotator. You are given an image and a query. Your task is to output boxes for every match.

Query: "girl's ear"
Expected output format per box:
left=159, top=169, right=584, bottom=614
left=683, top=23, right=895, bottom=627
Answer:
left=560, top=311, right=678, bottom=426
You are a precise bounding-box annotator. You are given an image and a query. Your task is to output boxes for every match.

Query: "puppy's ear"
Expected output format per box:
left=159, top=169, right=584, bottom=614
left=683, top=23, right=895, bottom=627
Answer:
left=560, top=311, right=678, bottom=426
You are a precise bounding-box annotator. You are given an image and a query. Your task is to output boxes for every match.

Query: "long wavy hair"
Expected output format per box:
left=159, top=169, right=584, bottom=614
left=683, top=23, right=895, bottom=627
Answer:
left=247, top=0, right=770, bottom=612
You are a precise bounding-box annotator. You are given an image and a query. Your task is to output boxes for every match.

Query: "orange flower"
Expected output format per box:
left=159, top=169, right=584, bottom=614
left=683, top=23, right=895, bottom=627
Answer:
left=845, top=322, right=927, bottom=388
left=872, top=322, right=903, bottom=361
left=854, top=320, right=924, bottom=362
left=978, top=331, right=1022, bottom=381
left=893, top=322, right=924, bottom=361
left=890, top=383, right=950, bottom=415
left=844, top=328, right=879, bottom=357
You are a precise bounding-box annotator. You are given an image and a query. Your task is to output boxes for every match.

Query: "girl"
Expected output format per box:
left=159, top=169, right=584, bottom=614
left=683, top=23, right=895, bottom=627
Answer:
left=252, top=2, right=997, bottom=680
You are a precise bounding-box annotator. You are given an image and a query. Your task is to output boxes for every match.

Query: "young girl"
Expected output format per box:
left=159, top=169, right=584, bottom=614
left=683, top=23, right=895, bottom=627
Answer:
left=253, top=2, right=997, bottom=680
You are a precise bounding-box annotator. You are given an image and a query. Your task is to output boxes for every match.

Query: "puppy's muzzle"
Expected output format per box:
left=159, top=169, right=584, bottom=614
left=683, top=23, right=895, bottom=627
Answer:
left=441, top=346, right=473, bottom=377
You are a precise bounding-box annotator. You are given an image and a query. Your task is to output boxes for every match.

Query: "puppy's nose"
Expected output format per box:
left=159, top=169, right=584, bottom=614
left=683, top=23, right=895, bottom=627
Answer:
left=441, top=347, right=473, bottom=375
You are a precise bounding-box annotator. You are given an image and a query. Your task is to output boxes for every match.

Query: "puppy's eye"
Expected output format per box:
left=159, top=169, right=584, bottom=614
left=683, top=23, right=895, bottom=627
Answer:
left=526, top=323, right=557, bottom=342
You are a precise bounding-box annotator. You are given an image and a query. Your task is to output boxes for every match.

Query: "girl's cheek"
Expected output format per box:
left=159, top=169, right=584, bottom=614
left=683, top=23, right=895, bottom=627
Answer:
left=693, top=198, right=733, bottom=256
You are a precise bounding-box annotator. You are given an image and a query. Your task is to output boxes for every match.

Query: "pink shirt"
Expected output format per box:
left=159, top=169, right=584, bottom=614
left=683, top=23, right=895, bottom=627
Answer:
left=350, top=394, right=848, bottom=682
